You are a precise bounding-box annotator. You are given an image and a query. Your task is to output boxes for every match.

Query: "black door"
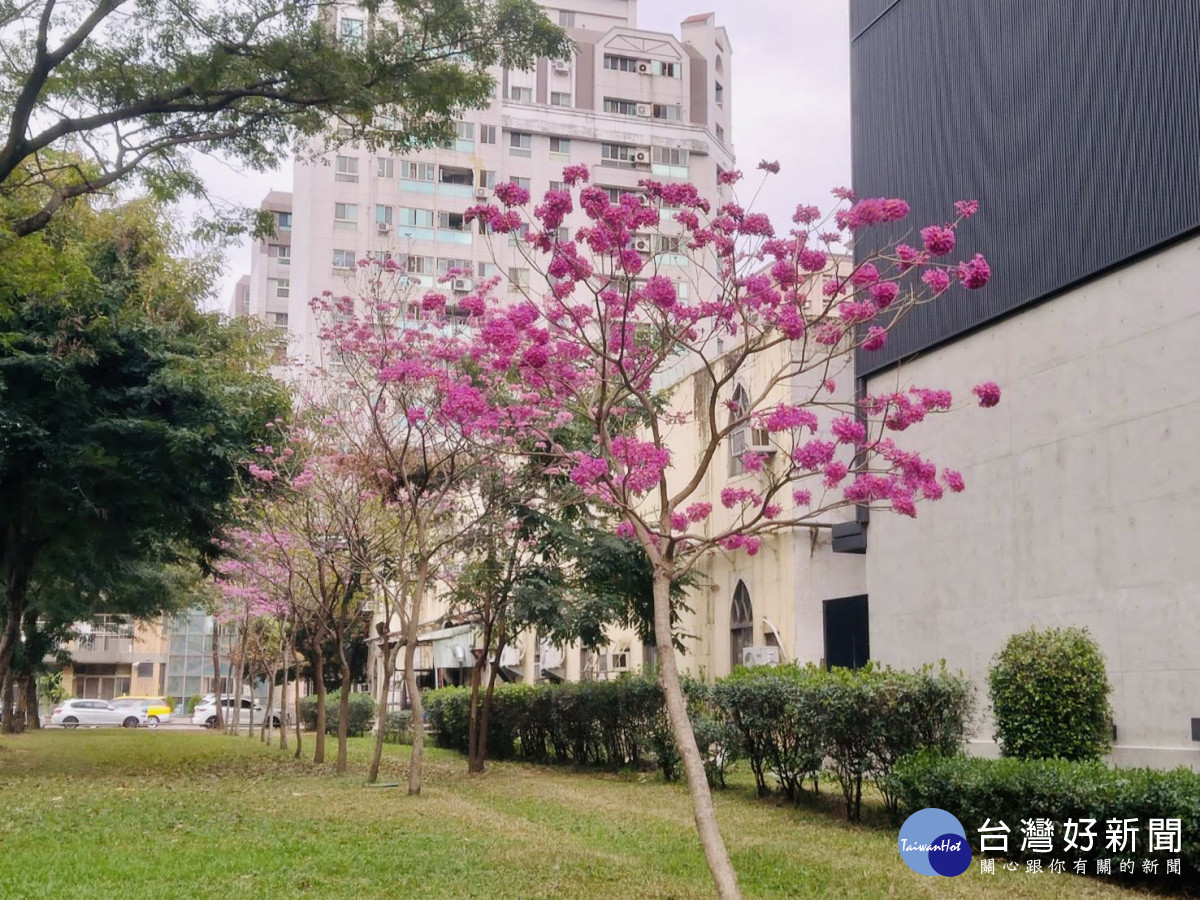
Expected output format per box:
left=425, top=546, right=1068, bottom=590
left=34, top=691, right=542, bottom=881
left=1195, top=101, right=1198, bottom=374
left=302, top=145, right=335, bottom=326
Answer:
left=823, top=595, right=869, bottom=670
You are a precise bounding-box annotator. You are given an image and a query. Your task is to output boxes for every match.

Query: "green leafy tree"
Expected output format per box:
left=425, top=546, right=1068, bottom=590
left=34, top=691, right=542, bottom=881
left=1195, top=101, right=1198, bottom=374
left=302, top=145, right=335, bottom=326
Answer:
left=0, top=196, right=289, bottom=726
left=0, top=0, right=570, bottom=236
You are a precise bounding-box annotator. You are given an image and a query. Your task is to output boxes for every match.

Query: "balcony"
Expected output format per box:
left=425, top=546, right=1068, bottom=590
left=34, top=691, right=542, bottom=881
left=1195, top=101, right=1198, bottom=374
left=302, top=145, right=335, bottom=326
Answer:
left=67, top=631, right=138, bottom=664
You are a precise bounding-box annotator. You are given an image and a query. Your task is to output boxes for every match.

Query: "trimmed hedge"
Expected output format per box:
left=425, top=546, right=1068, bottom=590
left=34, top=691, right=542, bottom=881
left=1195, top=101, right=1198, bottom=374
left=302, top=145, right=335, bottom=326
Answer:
left=988, top=626, right=1113, bottom=762
left=298, top=690, right=375, bottom=736
left=425, top=662, right=974, bottom=819
left=894, top=753, right=1200, bottom=879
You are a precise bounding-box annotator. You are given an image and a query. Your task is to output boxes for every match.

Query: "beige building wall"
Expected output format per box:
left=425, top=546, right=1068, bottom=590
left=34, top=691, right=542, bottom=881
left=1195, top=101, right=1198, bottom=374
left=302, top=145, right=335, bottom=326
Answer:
left=864, top=235, right=1200, bottom=769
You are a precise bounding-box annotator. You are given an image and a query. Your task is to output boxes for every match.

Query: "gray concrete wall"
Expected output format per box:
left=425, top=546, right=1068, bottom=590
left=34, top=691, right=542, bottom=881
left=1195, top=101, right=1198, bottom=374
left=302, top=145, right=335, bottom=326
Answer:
left=864, top=235, right=1200, bottom=769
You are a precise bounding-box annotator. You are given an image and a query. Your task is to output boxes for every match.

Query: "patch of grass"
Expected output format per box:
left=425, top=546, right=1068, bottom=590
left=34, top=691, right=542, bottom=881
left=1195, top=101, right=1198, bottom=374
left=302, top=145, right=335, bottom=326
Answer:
left=0, top=730, right=1165, bottom=899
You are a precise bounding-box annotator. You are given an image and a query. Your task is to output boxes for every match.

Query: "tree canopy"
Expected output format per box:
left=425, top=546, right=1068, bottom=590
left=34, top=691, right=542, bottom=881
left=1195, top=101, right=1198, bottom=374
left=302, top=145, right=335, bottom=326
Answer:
left=0, top=0, right=570, bottom=235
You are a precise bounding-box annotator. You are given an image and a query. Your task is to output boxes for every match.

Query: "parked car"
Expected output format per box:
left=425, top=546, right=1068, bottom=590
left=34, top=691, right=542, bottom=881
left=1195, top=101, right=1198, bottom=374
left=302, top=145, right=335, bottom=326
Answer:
left=193, top=696, right=281, bottom=729
left=112, top=695, right=172, bottom=725
left=50, top=699, right=149, bottom=729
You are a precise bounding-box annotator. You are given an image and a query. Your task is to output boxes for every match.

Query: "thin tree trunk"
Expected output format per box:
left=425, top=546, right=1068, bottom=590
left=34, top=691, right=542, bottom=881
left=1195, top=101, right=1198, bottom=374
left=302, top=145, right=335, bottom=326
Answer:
left=475, top=632, right=506, bottom=774
left=466, top=649, right=486, bottom=773
left=12, top=675, right=27, bottom=733
left=313, top=643, right=326, bottom=764
left=0, top=674, right=13, bottom=734
left=292, top=638, right=302, bottom=760
left=367, top=638, right=396, bottom=785
left=335, top=622, right=351, bottom=775
left=652, top=566, right=741, bottom=900
left=24, top=675, right=39, bottom=729
left=278, top=624, right=290, bottom=752
left=263, top=673, right=274, bottom=743
left=246, top=670, right=255, bottom=738
left=210, top=619, right=224, bottom=731
left=0, top=555, right=30, bottom=734
left=403, top=557, right=428, bottom=796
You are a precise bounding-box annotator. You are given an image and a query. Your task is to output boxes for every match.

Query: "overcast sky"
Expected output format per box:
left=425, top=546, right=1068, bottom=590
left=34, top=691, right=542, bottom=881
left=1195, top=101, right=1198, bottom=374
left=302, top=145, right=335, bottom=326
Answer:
left=194, top=1, right=851, bottom=310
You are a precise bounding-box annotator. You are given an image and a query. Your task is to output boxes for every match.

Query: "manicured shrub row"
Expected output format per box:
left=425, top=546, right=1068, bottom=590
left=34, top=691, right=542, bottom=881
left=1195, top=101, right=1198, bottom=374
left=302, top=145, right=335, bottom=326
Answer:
left=894, top=752, right=1200, bottom=878
left=298, top=690, right=376, bottom=736
left=424, top=662, right=974, bottom=819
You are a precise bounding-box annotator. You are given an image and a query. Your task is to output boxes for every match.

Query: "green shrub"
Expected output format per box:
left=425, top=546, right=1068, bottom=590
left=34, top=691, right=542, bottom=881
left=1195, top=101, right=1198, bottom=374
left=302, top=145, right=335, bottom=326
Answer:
left=187, top=694, right=202, bottom=714
left=298, top=690, right=375, bottom=736
left=988, top=626, right=1112, bottom=761
left=384, top=710, right=413, bottom=744
left=894, top=753, right=1200, bottom=878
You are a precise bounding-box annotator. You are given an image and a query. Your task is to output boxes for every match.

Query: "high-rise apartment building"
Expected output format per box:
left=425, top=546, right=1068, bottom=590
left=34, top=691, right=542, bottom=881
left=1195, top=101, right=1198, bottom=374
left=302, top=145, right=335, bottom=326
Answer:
left=233, top=2, right=734, bottom=369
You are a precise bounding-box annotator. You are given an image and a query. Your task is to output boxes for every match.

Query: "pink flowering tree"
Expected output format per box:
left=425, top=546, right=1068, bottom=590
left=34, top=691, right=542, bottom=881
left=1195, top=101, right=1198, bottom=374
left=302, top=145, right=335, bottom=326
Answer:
left=306, top=264, right=553, bottom=794
left=452, top=163, right=998, bottom=898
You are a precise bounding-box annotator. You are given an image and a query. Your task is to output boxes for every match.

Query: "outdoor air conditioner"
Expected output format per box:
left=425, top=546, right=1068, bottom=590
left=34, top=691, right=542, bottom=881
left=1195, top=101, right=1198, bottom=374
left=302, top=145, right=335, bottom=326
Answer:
left=474, top=186, right=489, bottom=199
left=637, top=61, right=652, bottom=75
left=553, top=60, right=571, bottom=75
left=451, top=277, right=473, bottom=293
left=633, top=237, right=651, bottom=253
left=636, top=104, right=652, bottom=117
left=742, top=646, right=781, bottom=668
left=634, top=147, right=651, bottom=164
left=377, top=222, right=390, bottom=233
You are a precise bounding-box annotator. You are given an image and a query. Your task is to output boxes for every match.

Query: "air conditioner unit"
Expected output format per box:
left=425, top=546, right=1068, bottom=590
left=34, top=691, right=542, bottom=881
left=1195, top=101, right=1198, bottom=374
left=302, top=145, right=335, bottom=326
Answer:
left=377, top=221, right=390, bottom=233
left=742, top=646, right=781, bottom=668
left=633, top=237, right=651, bottom=253
left=634, top=147, right=651, bottom=164
left=451, top=277, right=473, bottom=293
left=553, top=60, right=571, bottom=75
left=636, top=104, right=652, bottom=117
left=474, top=186, right=489, bottom=200
left=637, top=61, right=652, bottom=75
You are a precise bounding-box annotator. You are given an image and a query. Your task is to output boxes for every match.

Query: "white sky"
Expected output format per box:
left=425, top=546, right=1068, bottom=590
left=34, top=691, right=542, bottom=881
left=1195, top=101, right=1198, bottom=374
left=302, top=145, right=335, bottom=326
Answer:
left=193, top=1, right=851, bottom=311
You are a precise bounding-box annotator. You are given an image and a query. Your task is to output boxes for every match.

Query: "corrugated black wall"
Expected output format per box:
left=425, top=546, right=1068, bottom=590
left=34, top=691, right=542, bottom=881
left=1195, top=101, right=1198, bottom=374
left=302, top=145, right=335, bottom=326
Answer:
left=851, top=0, right=1200, bottom=377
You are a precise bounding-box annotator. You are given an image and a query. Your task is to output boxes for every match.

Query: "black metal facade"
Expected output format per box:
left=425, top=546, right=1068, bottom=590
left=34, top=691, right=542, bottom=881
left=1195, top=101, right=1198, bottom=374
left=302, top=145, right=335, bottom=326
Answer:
left=851, top=0, right=1200, bottom=378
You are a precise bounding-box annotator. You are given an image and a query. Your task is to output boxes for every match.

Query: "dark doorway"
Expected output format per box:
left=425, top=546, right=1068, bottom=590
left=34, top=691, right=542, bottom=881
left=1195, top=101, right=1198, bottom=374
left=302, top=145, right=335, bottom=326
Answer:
left=823, top=595, right=869, bottom=670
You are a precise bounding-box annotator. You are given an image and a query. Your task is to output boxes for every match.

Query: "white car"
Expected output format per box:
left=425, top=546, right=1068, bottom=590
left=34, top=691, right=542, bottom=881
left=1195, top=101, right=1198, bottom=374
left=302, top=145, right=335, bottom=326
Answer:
left=50, top=698, right=149, bottom=729
left=193, top=696, right=281, bottom=729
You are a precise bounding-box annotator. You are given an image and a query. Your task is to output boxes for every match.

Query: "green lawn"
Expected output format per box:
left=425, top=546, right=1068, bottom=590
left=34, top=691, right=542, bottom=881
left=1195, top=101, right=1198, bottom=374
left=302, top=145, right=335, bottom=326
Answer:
left=0, top=729, right=1163, bottom=899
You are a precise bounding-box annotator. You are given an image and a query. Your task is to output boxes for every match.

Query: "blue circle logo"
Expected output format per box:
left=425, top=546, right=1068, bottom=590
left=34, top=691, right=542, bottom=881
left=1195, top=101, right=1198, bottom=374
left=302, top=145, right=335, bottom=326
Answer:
left=898, top=808, right=971, bottom=877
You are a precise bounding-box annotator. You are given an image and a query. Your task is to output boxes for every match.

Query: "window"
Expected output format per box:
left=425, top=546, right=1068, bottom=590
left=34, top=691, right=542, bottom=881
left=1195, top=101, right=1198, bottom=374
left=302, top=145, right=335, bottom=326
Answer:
left=550, top=91, right=572, bottom=107
left=334, top=202, right=358, bottom=223
left=340, top=17, right=363, bottom=43
left=509, top=85, right=533, bottom=103
left=558, top=9, right=575, bottom=26
left=654, top=235, right=682, bottom=254
left=716, top=124, right=725, bottom=145
left=556, top=226, right=570, bottom=243
left=600, top=143, right=635, bottom=166
left=730, top=581, right=754, bottom=672
left=375, top=204, right=393, bottom=226
left=332, top=249, right=355, bottom=269
left=652, top=104, right=681, bottom=121
left=511, top=176, right=531, bottom=192
left=478, top=262, right=497, bottom=280
left=136, top=662, right=154, bottom=679
left=335, top=155, right=359, bottom=182
left=715, top=81, right=724, bottom=106
left=715, top=54, right=724, bottom=75
left=603, top=54, right=639, bottom=72
left=377, top=158, right=394, bottom=178
left=598, top=185, right=624, bottom=203
left=508, top=267, right=530, bottom=291
left=603, top=97, right=639, bottom=116
left=653, top=146, right=689, bottom=168
left=437, top=258, right=474, bottom=276
left=549, top=137, right=571, bottom=155
left=401, top=161, right=435, bottom=182
left=439, top=165, right=474, bottom=186
left=509, top=131, right=532, bottom=157
left=480, top=124, right=497, bottom=144
left=437, top=211, right=468, bottom=231
left=398, top=207, right=434, bottom=228
left=609, top=649, right=629, bottom=671
left=729, top=383, right=750, bottom=475
left=455, top=121, right=474, bottom=141
left=275, top=211, right=292, bottom=230
left=479, top=169, right=497, bottom=189
left=399, top=254, right=433, bottom=275
left=269, top=312, right=289, bottom=328
left=272, top=278, right=290, bottom=299
left=823, top=595, right=869, bottom=670
left=549, top=180, right=565, bottom=193
left=268, top=244, right=291, bottom=265
left=655, top=61, right=681, bottom=78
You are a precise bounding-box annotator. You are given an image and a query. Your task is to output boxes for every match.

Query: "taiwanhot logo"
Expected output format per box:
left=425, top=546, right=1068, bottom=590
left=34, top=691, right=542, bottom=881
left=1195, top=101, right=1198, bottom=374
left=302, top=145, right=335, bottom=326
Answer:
left=897, top=808, right=972, bottom=877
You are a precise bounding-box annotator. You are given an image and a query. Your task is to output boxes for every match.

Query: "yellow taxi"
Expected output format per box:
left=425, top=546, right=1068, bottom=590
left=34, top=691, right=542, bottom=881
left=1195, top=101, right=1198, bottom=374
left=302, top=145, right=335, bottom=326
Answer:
left=112, top=695, right=172, bottom=725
